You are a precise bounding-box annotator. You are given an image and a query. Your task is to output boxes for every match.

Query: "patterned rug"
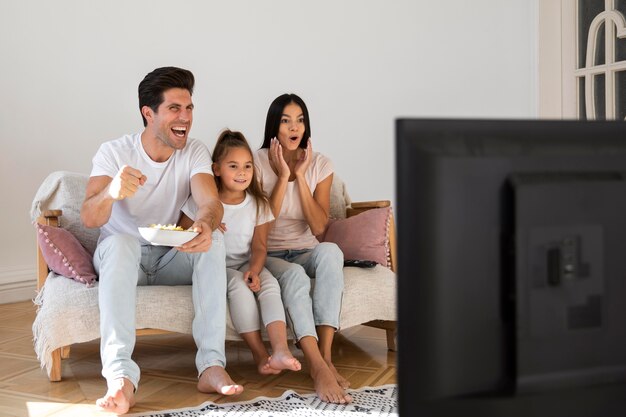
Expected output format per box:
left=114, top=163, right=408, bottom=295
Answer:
left=128, top=384, right=397, bottom=417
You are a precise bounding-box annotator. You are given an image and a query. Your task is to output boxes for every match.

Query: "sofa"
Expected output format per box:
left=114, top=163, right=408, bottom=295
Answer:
left=30, top=171, right=397, bottom=381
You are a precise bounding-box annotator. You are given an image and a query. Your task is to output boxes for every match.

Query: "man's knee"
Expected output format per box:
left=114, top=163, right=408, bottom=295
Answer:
left=97, top=234, right=141, bottom=263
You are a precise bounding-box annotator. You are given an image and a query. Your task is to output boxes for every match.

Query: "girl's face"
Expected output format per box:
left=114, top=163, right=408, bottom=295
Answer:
left=214, top=147, right=254, bottom=193
left=277, top=102, right=305, bottom=151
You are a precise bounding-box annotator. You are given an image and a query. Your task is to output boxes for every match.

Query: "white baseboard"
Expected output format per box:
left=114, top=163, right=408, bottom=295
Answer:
left=0, top=265, right=37, bottom=304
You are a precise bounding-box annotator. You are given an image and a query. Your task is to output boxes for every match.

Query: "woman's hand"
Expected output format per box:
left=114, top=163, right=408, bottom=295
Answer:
left=243, top=270, right=261, bottom=292
left=269, top=138, right=290, bottom=180
left=294, top=138, right=312, bottom=178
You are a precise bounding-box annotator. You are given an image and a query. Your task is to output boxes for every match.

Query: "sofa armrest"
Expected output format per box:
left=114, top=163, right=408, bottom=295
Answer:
left=346, top=200, right=396, bottom=272
left=36, top=210, right=63, bottom=290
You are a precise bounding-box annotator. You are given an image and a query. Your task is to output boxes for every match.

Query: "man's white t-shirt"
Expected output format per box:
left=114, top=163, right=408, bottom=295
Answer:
left=183, top=192, right=274, bottom=268
left=254, top=148, right=333, bottom=251
left=90, top=133, right=213, bottom=244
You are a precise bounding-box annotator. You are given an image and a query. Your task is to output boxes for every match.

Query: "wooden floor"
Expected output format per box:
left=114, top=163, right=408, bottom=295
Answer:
left=0, top=300, right=396, bottom=416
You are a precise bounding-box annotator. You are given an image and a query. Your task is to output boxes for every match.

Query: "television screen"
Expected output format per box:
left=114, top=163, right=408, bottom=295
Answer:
left=396, top=119, right=626, bottom=416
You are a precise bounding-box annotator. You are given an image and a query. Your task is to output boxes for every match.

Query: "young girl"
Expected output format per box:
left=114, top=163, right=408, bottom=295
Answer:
left=183, top=129, right=301, bottom=375
left=254, top=94, right=351, bottom=404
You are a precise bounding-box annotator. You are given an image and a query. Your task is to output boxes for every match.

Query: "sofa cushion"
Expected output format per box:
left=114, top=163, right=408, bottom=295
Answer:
left=322, top=206, right=392, bottom=268
left=36, top=223, right=97, bottom=286
left=30, top=171, right=100, bottom=254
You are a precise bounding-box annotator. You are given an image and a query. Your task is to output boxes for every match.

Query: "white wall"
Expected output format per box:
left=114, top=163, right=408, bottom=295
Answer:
left=0, top=0, right=537, bottom=303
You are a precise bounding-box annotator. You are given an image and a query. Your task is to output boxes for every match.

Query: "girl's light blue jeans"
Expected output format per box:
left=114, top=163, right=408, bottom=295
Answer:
left=265, top=242, right=344, bottom=341
left=93, top=232, right=227, bottom=389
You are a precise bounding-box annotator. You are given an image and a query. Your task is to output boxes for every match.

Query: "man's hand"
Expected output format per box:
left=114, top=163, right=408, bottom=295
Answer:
left=178, top=220, right=213, bottom=253
left=108, top=165, right=147, bottom=200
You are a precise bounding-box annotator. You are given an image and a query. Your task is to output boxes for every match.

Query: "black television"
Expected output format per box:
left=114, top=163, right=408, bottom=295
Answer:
left=396, top=119, right=626, bottom=417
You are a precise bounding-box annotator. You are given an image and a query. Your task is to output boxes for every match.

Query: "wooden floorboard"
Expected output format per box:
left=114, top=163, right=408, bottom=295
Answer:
left=0, top=300, right=396, bottom=416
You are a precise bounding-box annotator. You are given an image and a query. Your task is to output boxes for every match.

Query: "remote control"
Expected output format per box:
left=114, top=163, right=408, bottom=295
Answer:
left=344, top=259, right=377, bottom=268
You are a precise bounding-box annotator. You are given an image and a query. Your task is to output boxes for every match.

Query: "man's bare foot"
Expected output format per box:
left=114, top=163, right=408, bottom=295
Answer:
left=96, top=377, right=136, bottom=414
left=324, top=358, right=350, bottom=389
left=197, top=366, right=244, bottom=395
left=311, top=363, right=352, bottom=404
left=266, top=350, right=302, bottom=373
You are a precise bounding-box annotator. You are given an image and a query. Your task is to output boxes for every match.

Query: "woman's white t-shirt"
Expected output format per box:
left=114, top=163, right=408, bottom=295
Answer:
left=254, top=148, right=333, bottom=251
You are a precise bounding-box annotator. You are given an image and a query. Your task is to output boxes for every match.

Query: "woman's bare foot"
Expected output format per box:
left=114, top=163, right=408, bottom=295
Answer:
left=310, top=362, right=352, bottom=404
left=324, top=358, right=350, bottom=389
left=266, top=349, right=302, bottom=373
left=96, top=377, right=136, bottom=414
left=197, top=366, right=244, bottom=395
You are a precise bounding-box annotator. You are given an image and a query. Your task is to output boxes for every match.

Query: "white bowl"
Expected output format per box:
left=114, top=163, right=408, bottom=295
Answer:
left=138, top=227, right=198, bottom=247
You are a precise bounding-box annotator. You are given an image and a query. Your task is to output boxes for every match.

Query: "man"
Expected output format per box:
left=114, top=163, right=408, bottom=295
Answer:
left=81, top=66, right=242, bottom=414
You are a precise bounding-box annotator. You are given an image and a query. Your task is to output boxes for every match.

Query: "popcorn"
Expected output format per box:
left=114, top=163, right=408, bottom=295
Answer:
left=149, top=224, right=185, bottom=231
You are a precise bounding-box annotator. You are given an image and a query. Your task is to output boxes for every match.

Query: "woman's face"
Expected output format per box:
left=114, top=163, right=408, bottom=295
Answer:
left=277, top=102, right=305, bottom=151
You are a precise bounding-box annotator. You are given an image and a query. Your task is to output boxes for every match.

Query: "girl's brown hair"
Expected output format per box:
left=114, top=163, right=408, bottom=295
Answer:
left=212, top=129, right=270, bottom=220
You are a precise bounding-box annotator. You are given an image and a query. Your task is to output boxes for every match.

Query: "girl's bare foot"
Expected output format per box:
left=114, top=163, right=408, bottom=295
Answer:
left=197, top=366, right=243, bottom=395
left=324, top=358, right=350, bottom=389
left=258, top=354, right=282, bottom=375
left=96, top=377, right=136, bottom=414
left=311, top=363, right=352, bottom=404
left=267, top=349, right=302, bottom=372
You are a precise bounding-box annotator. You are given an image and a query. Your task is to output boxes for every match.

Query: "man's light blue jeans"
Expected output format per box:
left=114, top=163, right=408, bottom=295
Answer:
left=93, top=232, right=226, bottom=389
left=265, top=242, right=344, bottom=341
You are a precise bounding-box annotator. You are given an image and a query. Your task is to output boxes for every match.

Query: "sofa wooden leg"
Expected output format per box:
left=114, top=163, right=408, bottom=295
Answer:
left=385, top=328, right=397, bottom=352
left=49, top=348, right=62, bottom=382
left=61, top=346, right=71, bottom=359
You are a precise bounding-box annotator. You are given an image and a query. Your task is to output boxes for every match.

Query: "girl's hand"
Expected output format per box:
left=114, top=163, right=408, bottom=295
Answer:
left=243, top=270, right=261, bottom=292
left=217, top=222, right=227, bottom=233
left=294, top=138, right=312, bottom=178
left=269, top=138, right=290, bottom=180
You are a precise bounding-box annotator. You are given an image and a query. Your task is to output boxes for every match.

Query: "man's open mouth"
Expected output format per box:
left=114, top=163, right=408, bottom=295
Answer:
left=172, top=127, right=187, bottom=137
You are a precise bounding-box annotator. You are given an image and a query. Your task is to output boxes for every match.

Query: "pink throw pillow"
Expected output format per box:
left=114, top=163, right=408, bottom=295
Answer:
left=35, top=223, right=97, bottom=286
left=322, top=207, right=392, bottom=268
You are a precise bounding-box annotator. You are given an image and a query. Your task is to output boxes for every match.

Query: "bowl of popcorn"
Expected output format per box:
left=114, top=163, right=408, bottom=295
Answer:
left=138, top=224, right=198, bottom=247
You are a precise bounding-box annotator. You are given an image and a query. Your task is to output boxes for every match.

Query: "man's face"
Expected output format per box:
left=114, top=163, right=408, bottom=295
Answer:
left=146, top=88, right=194, bottom=150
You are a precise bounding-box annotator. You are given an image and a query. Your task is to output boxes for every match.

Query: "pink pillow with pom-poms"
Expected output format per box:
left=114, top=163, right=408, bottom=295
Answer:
left=322, top=207, right=392, bottom=268
left=35, top=223, right=97, bottom=286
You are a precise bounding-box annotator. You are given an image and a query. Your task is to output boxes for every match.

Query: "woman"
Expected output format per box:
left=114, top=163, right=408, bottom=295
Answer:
left=255, top=93, right=350, bottom=404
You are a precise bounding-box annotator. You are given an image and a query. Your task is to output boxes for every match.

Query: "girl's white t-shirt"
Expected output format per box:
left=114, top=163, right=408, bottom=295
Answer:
left=183, top=192, right=274, bottom=268
left=254, top=148, right=333, bottom=251
left=221, top=193, right=274, bottom=268
left=90, top=133, right=213, bottom=244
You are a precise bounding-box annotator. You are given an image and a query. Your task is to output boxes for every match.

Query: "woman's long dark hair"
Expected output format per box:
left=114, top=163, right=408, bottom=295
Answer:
left=212, top=129, right=270, bottom=220
left=260, top=93, right=311, bottom=149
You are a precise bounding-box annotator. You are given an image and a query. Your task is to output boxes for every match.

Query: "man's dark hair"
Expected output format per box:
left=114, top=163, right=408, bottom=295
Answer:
left=138, top=66, right=195, bottom=127
left=260, top=93, right=311, bottom=149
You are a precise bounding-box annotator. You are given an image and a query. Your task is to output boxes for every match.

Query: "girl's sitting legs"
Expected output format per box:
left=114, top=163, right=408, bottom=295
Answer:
left=227, top=265, right=300, bottom=374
